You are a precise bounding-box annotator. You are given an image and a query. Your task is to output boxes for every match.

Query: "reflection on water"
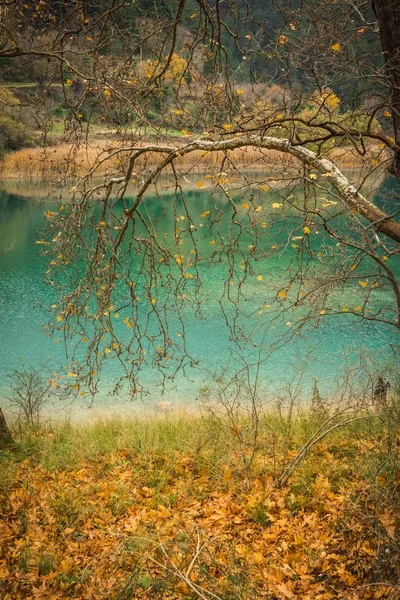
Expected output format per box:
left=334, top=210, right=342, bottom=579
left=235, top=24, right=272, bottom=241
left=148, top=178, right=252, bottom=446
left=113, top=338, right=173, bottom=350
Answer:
left=0, top=180, right=398, bottom=418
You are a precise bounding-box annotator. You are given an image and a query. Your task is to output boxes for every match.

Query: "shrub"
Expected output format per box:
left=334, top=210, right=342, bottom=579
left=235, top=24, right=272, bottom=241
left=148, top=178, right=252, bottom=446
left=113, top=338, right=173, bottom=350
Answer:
left=0, top=87, right=35, bottom=157
left=6, top=366, right=50, bottom=430
left=0, top=116, right=31, bottom=155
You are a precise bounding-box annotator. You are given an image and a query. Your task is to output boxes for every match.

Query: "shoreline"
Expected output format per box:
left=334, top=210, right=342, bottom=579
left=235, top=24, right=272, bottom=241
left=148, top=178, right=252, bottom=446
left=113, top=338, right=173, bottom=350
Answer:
left=0, top=388, right=377, bottom=426
left=0, top=166, right=385, bottom=203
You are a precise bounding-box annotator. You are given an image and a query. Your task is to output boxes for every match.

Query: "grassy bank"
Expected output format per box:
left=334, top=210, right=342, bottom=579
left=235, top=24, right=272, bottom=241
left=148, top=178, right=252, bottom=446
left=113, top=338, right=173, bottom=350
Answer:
left=1, top=407, right=399, bottom=599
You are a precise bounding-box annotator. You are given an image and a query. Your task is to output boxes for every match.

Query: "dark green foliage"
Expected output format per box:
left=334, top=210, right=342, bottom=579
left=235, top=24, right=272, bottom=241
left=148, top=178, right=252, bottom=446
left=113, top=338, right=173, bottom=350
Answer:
left=0, top=116, right=31, bottom=155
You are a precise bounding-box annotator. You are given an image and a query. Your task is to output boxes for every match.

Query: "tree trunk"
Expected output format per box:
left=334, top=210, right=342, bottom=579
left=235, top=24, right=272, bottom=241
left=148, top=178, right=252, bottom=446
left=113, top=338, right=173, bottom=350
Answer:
left=373, top=0, right=400, bottom=180
left=0, top=407, right=13, bottom=449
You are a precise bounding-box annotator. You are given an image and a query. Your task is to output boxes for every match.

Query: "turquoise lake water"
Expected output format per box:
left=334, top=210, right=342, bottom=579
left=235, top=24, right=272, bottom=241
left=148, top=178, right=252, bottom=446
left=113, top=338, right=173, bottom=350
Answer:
left=0, top=180, right=399, bottom=416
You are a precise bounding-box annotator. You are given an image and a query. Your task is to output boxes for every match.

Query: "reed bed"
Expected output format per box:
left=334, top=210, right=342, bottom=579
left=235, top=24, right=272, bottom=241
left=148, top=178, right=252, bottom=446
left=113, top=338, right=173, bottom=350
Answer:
left=0, top=138, right=374, bottom=180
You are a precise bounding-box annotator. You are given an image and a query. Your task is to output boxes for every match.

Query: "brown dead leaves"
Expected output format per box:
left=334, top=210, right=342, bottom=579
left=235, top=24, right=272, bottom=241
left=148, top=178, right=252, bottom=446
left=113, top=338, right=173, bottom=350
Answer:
left=0, top=440, right=396, bottom=599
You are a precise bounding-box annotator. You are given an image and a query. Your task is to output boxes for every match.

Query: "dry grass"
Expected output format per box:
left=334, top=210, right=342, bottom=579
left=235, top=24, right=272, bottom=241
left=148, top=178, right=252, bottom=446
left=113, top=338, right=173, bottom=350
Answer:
left=0, top=137, right=377, bottom=181
left=0, top=143, right=111, bottom=180
left=0, top=141, right=295, bottom=179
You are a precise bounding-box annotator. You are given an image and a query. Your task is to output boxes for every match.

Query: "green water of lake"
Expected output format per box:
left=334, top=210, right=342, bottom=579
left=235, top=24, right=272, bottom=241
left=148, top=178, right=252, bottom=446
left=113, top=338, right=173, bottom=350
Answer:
left=0, top=180, right=398, bottom=416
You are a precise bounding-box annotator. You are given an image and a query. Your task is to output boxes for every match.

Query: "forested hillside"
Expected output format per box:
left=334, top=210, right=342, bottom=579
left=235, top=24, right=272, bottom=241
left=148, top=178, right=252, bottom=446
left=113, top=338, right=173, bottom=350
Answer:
left=0, top=0, right=384, bottom=159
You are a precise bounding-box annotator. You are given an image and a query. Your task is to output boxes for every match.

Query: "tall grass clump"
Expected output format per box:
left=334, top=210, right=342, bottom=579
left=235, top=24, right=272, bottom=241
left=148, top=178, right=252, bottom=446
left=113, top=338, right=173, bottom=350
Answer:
left=9, top=410, right=208, bottom=470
